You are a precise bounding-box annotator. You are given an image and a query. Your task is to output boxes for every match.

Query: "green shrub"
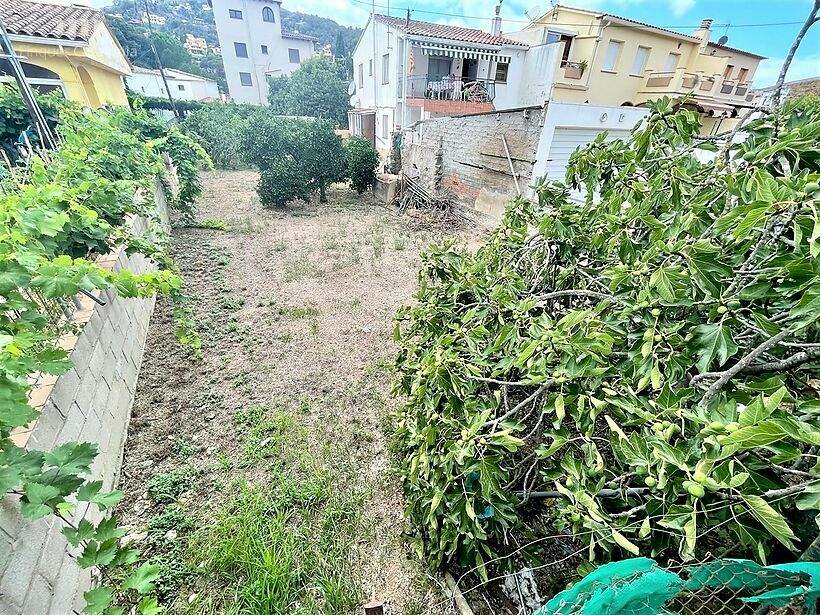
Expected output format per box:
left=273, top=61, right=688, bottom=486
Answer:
left=242, top=115, right=346, bottom=206
left=345, top=136, right=379, bottom=194
left=148, top=467, right=195, bottom=503
left=392, top=96, right=820, bottom=578
left=181, top=103, right=261, bottom=169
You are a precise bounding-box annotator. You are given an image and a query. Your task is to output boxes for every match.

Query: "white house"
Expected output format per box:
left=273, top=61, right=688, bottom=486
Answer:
left=349, top=12, right=534, bottom=153
left=127, top=66, right=220, bottom=101
left=211, top=0, right=317, bottom=104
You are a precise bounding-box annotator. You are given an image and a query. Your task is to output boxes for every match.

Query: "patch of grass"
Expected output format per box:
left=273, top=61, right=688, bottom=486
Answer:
left=147, top=505, right=194, bottom=547
left=215, top=255, right=230, bottom=267
left=197, top=218, right=228, bottom=231
left=228, top=216, right=255, bottom=234
left=148, top=467, right=195, bottom=504
left=234, top=404, right=268, bottom=427
left=231, top=369, right=252, bottom=389
left=310, top=319, right=319, bottom=337
left=284, top=255, right=319, bottom=281
left=277, top=304, right=320, bottom=319
left=185, top=452, right=367, bottom=614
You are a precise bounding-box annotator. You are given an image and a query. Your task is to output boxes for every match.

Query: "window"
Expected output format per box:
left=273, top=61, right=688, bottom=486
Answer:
left=234, top=42, right=248, bottom=58
left=723, top=63, right=735, bottom=78
left=737, top=67, right=749, bottom=82
left=665, top=52, right=680, bottom=72
left=358, top=63, right=363, bottom=88
left=261, top=45, right=268, bottom=55
left=262, top=6, right=274, bottom=22
left=495, top=62, right=509, bottom=83
left=601, top=40, right=623, bottom=72
left=368, top=59, right=373, bottom=76
left=547, top=31, right=573, bottom=64
left=381, top=114, right=389, bottom=139
left=631, top=46, right=650, bottom=76
left=177, top=84, right=185, bottom=91
left=239, top=72, right=252, bottom=86
left=381, top=53, right=390, bottom=84
left=288, top=48, right=300, bottom=63
left=228, top=8, right=242, bottom=19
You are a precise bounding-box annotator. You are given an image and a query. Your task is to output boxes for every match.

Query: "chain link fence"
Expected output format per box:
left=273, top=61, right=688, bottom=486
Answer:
left=536, top=557, right=820, bottom=615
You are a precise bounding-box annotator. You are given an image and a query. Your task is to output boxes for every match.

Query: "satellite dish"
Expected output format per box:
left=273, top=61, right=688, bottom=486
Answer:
left=349, top=95, right=359, bottom=107
left=348, top=81, right=356, bottom=95
left=523, top=4, right=540, bottom=20
left=717, top=35, right=729, bottom=45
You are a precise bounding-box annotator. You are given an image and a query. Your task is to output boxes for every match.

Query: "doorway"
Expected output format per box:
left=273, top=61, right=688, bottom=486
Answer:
left=461, top=59, right=478, bottom=80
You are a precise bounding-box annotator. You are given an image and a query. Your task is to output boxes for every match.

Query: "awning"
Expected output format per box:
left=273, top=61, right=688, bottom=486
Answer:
left=420, top=42, right=510, bottom=63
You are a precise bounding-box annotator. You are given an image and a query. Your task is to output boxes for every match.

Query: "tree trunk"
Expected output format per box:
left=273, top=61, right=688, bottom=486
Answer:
left=319, top=182, right=327, bottom=203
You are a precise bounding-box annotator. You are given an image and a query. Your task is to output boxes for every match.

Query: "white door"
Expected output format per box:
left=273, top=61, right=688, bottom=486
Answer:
left=545, top=127, right=632, bottom=200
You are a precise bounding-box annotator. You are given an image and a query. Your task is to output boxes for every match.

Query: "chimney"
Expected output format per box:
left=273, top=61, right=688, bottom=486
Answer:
left=693, top=18, right=712, bottom=49
left=491, top=3, right=502, bottom=36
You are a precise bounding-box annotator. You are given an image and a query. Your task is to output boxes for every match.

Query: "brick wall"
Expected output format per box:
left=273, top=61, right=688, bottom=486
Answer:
left=401, top=106, right=545, bottom=220
left=0, top=180, right=169, bottom=614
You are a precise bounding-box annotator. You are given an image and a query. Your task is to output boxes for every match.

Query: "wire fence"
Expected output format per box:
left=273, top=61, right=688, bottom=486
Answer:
left=535, top=556, right=820, bottom=615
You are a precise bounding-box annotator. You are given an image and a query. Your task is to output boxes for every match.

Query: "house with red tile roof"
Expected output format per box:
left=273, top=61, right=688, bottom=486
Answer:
left=0, top=0, right=132, bottom=107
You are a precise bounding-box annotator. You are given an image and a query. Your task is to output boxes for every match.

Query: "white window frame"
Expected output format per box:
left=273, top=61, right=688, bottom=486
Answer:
left=601, top=40, right=623, bottom=72
left=239, top=72, right=252, bottom=86
left=234, top=42, right=248, bottom=58
left=228, top=8, right=242, bottom=19
left=288, top=48, right=300, bottom=64
left=631, top=46, right=650, bottom=76
left=381, top=53, right=390, bottom=84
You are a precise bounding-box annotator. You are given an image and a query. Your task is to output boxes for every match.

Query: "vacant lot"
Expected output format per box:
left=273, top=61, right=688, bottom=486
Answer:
left=115, top=170, right=473, bottom=614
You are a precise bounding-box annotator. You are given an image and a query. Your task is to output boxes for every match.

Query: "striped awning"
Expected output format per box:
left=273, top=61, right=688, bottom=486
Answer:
left=419, top=42, right=510, bottom=63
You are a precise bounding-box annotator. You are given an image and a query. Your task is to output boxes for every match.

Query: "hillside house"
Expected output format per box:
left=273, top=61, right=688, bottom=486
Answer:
left=127, top=66, right=220, bottom=101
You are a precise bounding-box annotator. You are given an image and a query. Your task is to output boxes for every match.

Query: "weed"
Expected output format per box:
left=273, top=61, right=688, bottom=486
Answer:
left=228, top=216, right=255, bottom=235
left=218, top=452, right=234, bottom=473
left=148, top=467, right=195, bottom=504
left=215, top=255, right=230, bottom=267
left=275, top=304, right=320, bottom=319
left=231, top=369, right=251, bottom=389
left=310, top=319, right=319, bottom=337
left=393, top=234, right=406, bottom=251
left=279, top=332, right=293, bottom=343
left=176, top=439, right=194, bottom=460
left=198, top=219, right=227, bottom=231
left=269, top=237, right=289, bottom=253
left=234, top=404, right=268, bottom=427
left=147, top=505, right=193, bottom=547
left=220, top=296, right=244, bottom=311
left=284, top=255, right=318, bottom=281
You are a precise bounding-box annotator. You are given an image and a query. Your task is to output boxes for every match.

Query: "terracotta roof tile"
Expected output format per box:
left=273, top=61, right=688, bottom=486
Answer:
left=0, top=0, right=102, bottom=42
left=374, top=14, right=526, bottom=47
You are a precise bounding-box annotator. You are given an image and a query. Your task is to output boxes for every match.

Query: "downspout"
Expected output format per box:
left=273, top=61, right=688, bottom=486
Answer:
left=582, top=17, right=610, bottom=90
left=402, top=34, right=409, bottom=129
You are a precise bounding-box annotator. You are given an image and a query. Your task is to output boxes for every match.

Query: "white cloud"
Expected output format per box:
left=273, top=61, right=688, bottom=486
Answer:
left=668, top=0, right=695, bottom=17
left=754, top=53, right=820, bottom=88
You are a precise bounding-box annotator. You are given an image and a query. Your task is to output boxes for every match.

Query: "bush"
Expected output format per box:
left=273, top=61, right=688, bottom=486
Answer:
left=242, top=115, right=346, bottom=206
left=345, top=136, right=379, bottom=194
left=391, top=96, right=820, bottom=579
left=267, top=56, right=350, bottom=128
left=181, top=103, right=261, bottom=169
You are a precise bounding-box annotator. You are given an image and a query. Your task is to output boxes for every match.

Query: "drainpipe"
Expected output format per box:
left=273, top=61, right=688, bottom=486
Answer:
left=582, top=17, right=610, bottom=90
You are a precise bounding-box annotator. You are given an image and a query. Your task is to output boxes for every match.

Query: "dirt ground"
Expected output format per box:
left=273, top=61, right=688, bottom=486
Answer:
left=116, top=169, right=478, bottom=614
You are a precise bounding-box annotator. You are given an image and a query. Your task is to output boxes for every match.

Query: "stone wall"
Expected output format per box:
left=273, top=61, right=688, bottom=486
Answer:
left=0, top=180, right=169, bottom=614
left=401, top=106, right=545, bottom=220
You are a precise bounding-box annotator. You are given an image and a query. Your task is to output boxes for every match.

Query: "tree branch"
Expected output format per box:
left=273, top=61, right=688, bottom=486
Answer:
left=697, top=331, right=790, bottom=407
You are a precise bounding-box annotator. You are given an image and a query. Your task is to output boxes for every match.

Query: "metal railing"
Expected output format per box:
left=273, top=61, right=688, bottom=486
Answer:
left=405, top=74, right=496, bottom=103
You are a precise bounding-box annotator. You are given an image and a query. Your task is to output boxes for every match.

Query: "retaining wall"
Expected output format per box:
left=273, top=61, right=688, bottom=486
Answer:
left=0, top=180, right=168, bottom=614
left=401, top=106, right=545, bottom=221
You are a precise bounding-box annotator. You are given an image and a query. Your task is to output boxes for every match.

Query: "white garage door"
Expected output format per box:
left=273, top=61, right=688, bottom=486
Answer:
left=545, top=128, right=632, bottom=195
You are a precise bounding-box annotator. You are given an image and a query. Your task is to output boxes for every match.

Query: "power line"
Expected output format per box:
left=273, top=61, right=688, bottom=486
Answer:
left=350, top=0, right=804, bottom=29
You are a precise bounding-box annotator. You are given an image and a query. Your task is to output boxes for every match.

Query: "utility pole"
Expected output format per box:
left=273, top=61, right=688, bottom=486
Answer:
left=142, top=0, right=181, bottom=120
left=0, top=16, right=56, bottom=149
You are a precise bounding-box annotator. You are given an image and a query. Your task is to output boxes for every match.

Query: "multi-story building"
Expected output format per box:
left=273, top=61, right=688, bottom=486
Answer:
left=184, top=33, right=208, bottom=56
left=127, top=66, right=220, bottom=102
left=349, top=13, right=531, bottom=153
left=211, top=0, right=317, bottom=104
left=511, top=5, right=765, bottom=134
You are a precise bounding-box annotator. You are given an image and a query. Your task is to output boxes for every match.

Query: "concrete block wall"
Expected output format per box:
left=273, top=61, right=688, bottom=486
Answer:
left=401, top=107, right=545, bottom=220
left=0, top=180, right=169, bottom=614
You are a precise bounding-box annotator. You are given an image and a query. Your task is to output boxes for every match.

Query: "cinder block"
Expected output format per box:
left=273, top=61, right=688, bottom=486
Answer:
left=55, top=401, right=85, bottom=447
left=49, top=367, right=81, bottom=419
left=27, top=401, right=64, bottom=452
left=0, top=518, right=49, bottom=607
left=24, top=573, right=54, bottom=614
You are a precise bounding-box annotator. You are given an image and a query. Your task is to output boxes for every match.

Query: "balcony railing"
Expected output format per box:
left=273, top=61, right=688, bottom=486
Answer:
left=561, top=61, right=585, bottom=80
left=646, top=71, right=675, bottom=88
left=406, top=74, right=496, bottom=103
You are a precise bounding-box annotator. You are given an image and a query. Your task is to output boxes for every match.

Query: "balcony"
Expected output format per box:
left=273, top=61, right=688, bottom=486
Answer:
left=560, top=61, right=585, bottom=81
left=405, top=74, right=496, bottom=103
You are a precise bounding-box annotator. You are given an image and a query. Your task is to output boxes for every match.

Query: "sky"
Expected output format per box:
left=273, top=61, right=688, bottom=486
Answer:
left=87, top=0, right=820, bottom=87
left=280, top=0, right=820, bottom=87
